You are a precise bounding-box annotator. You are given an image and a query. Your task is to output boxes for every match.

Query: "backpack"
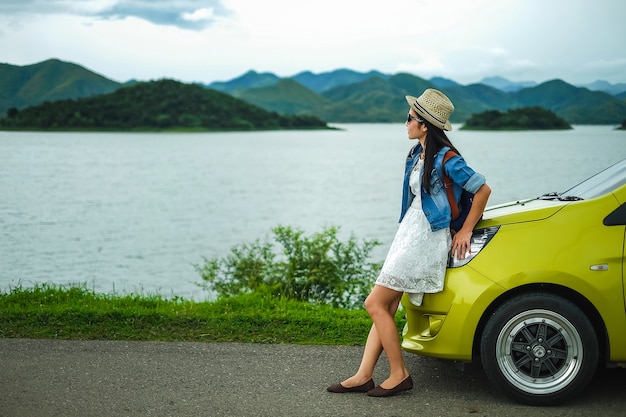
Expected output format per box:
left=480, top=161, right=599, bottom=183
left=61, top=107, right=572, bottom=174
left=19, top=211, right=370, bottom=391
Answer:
left=442, top=151, right=480, bottom=233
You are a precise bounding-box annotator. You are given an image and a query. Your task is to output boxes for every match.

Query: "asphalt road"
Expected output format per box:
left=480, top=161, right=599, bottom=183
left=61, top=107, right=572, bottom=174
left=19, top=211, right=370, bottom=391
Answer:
left=1, top=338, right=625, bottom=417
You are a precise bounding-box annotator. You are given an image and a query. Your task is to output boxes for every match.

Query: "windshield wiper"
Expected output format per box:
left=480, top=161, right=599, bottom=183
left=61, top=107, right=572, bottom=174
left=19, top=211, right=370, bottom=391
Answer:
left=538, top=192, right=560, bottom=200
left=538, top=192, right=584, bottom=201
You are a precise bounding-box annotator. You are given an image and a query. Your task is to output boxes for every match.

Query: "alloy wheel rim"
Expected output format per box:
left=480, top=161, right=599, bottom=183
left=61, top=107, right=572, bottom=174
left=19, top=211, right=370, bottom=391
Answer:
left=495, top=309, right=584, bottom=394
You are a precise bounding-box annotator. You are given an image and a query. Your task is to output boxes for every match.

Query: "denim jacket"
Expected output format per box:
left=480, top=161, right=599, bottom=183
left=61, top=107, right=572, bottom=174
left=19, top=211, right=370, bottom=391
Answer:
left=399, top=144, right=486, bottom=231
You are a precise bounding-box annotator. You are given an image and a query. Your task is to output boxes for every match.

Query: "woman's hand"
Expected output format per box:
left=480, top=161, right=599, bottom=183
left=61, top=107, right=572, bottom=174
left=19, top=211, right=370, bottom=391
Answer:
left=451, top=229, right=472, bottom=259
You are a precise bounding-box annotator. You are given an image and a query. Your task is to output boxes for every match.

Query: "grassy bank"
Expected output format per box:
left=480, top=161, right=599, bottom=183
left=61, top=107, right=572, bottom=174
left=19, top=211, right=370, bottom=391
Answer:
left=0, top=284, right=403, bottom=345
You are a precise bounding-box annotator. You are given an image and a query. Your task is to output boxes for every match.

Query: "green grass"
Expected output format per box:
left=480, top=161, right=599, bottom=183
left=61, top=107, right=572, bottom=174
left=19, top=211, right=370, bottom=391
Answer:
left=0, top=284, right=404, bottom=345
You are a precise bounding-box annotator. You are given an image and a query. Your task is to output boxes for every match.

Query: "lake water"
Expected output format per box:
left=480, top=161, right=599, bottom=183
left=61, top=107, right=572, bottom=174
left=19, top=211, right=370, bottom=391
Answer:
left=2, top=124, right=625, bottom=300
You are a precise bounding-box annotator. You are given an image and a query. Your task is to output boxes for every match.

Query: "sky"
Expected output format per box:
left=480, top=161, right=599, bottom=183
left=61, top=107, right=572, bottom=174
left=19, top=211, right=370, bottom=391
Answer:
left=1, top=0, right=625, bottom=86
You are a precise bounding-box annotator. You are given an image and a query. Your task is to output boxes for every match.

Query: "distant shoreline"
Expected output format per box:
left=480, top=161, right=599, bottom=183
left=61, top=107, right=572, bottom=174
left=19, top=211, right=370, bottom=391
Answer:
left=0, top=126, right=338, bottom=133
left=460, top=126, right=573, bottom=131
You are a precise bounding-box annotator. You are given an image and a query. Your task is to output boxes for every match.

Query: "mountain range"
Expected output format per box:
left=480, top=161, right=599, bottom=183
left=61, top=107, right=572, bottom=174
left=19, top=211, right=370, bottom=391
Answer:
left=2, top=58, right=626, bottom=125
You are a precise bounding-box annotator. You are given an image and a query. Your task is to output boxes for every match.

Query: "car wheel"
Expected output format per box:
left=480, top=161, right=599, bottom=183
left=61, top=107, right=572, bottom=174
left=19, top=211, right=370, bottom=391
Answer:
left=480, top=292, right=599, bottom=406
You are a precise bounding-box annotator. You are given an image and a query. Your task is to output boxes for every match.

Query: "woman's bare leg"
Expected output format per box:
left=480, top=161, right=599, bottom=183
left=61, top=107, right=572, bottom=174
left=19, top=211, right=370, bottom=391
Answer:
left=364, top=285, right=409, bottom=388
left=338, top=323, right=383, bottom=387
left=339, top=285, right=407, bottom=388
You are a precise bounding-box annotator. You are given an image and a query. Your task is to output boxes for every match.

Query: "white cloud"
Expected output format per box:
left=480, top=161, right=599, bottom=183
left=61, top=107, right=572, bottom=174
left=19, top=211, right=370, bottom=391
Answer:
left=0, top=0, right=231, bottom=30
left=181, top=7, right=213, bottom=22
left=0, top=0, right=625, bottom=85
left=489, top=48, right=508, bottom=57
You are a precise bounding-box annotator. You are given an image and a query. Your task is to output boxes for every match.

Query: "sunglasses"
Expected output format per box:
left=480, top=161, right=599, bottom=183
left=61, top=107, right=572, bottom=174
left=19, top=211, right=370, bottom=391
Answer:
left=407, top=113, right=424, bottom=123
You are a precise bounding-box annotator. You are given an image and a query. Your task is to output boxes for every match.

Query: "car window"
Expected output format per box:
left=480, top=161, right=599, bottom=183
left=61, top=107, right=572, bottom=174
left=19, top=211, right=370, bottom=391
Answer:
left=560, top=158, right=626, bottom=200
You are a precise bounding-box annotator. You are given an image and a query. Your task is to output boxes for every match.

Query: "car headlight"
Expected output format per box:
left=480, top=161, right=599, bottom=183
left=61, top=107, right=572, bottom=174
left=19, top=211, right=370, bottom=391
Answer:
left=448, top=226, right=500, bottom=268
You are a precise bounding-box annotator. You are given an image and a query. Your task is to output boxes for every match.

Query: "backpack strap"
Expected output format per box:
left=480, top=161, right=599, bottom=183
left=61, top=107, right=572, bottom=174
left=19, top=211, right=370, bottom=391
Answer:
left=442, top=150, right=460, bottom=220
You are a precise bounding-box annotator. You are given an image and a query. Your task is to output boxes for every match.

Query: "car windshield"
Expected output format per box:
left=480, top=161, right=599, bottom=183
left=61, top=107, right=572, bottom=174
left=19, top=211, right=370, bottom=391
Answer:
left=551, top=158, right=626, bottom=201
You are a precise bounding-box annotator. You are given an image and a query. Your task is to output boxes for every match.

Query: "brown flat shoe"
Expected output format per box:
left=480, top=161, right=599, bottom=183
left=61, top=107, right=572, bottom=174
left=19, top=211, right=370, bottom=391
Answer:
left=327, top=379, right=375, bottom=393
left=366, top=375, right=413, bottom=397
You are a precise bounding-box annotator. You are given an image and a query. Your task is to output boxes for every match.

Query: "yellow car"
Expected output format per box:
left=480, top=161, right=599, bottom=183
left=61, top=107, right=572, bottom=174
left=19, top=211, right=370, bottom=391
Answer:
left=401, top=158, right=626, bottom=406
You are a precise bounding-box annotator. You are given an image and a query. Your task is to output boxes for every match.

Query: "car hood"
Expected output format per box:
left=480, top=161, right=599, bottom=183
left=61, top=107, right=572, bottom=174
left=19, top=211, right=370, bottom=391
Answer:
left=480, top=198, right=566, bottom=226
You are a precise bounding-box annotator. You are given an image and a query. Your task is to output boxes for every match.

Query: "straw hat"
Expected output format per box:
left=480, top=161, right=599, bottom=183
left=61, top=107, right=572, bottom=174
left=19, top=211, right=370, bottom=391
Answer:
left=405, top=89, right=454, bottom=131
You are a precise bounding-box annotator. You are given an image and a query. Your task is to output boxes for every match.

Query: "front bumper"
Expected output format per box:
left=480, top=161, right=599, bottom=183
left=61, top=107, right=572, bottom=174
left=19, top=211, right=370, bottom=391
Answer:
left=401, top=265, right=505, bottom=361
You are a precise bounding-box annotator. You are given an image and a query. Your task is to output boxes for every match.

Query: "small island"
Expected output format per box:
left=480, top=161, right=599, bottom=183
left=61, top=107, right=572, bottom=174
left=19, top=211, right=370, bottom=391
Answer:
left=0, top=79, right=329, bottom=132
left=461, top=106, right=572, bottom=130
left=617, top=119, right=626, bottom=130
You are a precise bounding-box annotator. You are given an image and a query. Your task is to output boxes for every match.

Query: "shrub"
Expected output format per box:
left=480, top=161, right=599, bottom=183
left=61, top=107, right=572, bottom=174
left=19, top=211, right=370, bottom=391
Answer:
left=195, top=226, right=382, bottom=309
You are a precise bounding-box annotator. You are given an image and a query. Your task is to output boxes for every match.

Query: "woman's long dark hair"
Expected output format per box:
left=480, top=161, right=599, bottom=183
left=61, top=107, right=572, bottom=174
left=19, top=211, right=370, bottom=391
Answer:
left=421, top=119, right=460, bottom=194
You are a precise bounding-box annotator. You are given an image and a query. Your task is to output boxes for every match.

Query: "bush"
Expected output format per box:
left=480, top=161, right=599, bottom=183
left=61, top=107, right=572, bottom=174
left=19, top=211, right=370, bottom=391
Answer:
left=194, top=226, right=382, bottom=309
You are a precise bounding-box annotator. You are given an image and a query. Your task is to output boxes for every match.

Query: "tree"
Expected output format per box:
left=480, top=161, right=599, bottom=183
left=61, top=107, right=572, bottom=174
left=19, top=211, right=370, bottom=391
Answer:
left=462, top=106, right=572, bottom=130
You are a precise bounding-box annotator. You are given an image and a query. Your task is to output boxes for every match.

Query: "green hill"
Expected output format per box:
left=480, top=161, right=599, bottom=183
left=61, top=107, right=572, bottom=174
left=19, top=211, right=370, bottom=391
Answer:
left=512, top=80, right=626, bottom=124
left=229, top=72, right=626, bottom=125
left=237, top=78, right=333, bottom=115
left=462, top=106, right=572, bottom=130
left=0, top=79, right=328, bottom=131
left=207, top=70, right=281, bottom=95
left=2, top=59, right=625, bottom=126
left=0, top=58, right=121, bottom=115
left=443, top=83, right=519, bottom=121
left=291, top=69, right=390, bottom=93
left=317, top=73, right=435, bottom=122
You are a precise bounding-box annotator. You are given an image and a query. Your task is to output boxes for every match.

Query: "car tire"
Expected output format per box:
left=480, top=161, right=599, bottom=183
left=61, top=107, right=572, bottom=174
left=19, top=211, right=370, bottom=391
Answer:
left=480, top=292, right=599, bottom=406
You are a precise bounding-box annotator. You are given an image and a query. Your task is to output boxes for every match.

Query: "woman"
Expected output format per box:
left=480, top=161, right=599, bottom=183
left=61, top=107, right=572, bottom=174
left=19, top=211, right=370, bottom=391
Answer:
left=327, top=89, right=491, bottom=397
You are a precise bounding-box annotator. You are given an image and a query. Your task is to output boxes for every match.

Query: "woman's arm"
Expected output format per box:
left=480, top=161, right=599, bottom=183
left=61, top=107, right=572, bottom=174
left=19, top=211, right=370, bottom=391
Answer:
left=451, top=183, right=491, bottom=259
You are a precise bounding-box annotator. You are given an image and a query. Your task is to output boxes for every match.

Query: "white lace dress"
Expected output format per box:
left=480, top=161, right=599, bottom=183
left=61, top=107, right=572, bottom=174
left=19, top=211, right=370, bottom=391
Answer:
left=375, top=158, right=452, bottom=306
